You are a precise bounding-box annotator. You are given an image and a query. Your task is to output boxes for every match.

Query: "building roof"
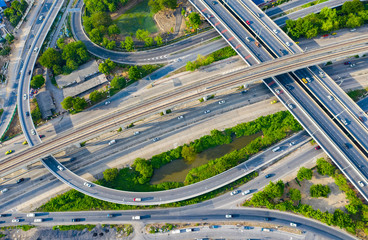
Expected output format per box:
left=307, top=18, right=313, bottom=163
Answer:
left=0, top=0, right=6, bottom=8
left=35, top=91, right=55, bottom=119
left=55, top=60, right=100, bottom=88
left=63, top=73, right=108, bottom=98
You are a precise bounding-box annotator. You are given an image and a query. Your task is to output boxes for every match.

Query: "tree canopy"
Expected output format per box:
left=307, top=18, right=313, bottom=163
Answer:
left=110, top=76, right=126, bottom=89
left=30, top=75, right=45, bottom=89
left=148, top=0, right=177, bottom=13
left=297, top=167, right=313, bottom=181
left=99, top=58, right=116, bottom=74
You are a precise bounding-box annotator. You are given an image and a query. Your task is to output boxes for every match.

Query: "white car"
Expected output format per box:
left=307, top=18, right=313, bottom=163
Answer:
left=134, top=131, right=140, bottom=136
left=286, top=42, right=290, bottom=46
left=105, top=101, right=110, bottom=105
left=1, top=188, right=8, bottom=193
left=273, top=29, right=278, bottom=34
left=152, top=137, right=159, bottom=142
left=275, top=89, right=281, bottom=94
left=288, top=104, right=294, bottom=109
left=306, top=77, right=311, bottom=82
left=132, top=216, right=141, bottom=220
left=57, top=165, right=64, bottom=171
left=245, top=37, right=250, bottom=42
left=84, top=182, right=92, bottom=187
left=225, top=214, right=232, bottom=218
left=327, top=95, right=333, bottom=101
left=31, top=129, right=36, bottom=135
left=340, top=118, right=348, bottom=125
left=38, top=15, right=43, bottom=21
left=358, top=181, right=365, bottom=187
left=218, top=100, right=225, bottom=104
left=23, top=94, right=27, bottom=100
left=242, top=190, right=251, bottom=195
left=203, top=110, right=211, bottom=114
left=230, top=190, right=240, bottom=196
left=177, top=115, right=184, bottom=120
left=12, top=218, right=20, bottom=223
left=289, top=141, right=295, bottom=146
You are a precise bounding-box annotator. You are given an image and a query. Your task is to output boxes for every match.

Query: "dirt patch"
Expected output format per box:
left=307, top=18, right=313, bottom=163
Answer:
left=110, top=0, right=144, bottom=20
left=3, top=111, right=22, bottom=140
left=154, top=9, right=177, bottom=34
left=287, top=169, right=348, bottom=213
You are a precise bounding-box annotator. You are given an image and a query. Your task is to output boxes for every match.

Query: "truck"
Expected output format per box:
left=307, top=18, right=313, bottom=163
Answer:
left=172, top=229, right=181, bottom=234
left=255, top=41, right=260, bottom=47
left=262, top=228, right=271, bottom=232
left=132, top=216, right=141, bottom=220
left=34, top=218, right=43, bottom=222
left=27, top=213, right=35, bottom=217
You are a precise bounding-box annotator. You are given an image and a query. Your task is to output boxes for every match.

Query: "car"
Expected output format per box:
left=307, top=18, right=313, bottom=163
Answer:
left=289, top=141, right=295, bottom=146
left=33, top=47, right=38, bottom=53
left=39, top=135, right=45, bottom=138
left=212, top=1, right=217, bottom=4
left=344, top=61, right=351, bottom=65
left=203, top=110, right=211, bottom=114
left=57, top=165, right=64, bottom=171
left=72, top=218, right=81, bottom=222
left=28, top=70, right=31, bottom=75
left=264, top=217, right=270, bottom=221
left=273, top=29, right=278, bottom=34
left=246, top=20, right=250, bottom=25
left=245, top=37, right=250, bottom=42
left=327, top=95, right=333, bottom=101
left=350, top=28, right=356, bottom=32
left=152, top=137, right=159, bottom=142
left=322, top=34, right=329, bottom=37
left=132, top=216, right=141, bottom=220
left=108, top=140, right=116, bottom=145
left=23, top=94, right=27, bottom=100
left=286, top=42, right=290, bottom=46
left=358, top=181, right=365, bottom=187
left=350, top=63, right=356, bottom=67
left=38, top=15, right=43, bottom=21
left=302, top=78, right=308, bottom=84
left=1, top=188, right=9, bottom=193
left=285, top=85, right=292, bottom=91
left=288, top=104, right=294, bottom=109
left=359, top=116, right=364, bottom=122
left=306, top=77, right=311, bottom=82
left=218, top=100, right=225, bottom=104
left=23, top=141, right=28, bottom=145
left=206, top=14, right=211, bottom=18
left=225, top=214, right=232, bottom=218
left=265, top=174, right=272, bottom=178
left=84, top=182, right=92, bottom=187
left=275, top=89, right=281, bottom=94
left=177, top=115, right=184, bottom=120
left=105, top=101, right=110, bottom=105
left=12, top=218, right=20, bottom=223
left=270, top=100, right=277, bottom=104
left=242, top=190, right=251, bottom=195
left=31, top=129, right=36, bottom=135
left=230, top=190, right=240, bottom=196
left=5, top=150, right=13, bottom=155
left=16, top=178, right=24, bottom=184
left=0, top=214, right=5, bottom=217
left=344, top=143, right=350, bottom=149
left=241, top=90, right=247, bottom=94
left=332, top=32, right=337, bottom=35
left=107, top=214, right=114, bottom=218
left=290, top=222, right=297, bottom=227
left=134, top=131, right=140, bottom=136
left=315, top=145, right=321, bottom=150
left=133, top=198, right=142, bottom=202
left=244, top=226, right=253, bottom=230
left=340, top=118, right=348, bottom=125
left=26, top=111, right=30, bottom=117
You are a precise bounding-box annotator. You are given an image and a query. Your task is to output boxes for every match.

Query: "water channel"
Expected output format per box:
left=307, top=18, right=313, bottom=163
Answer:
left=150, top=132, right=263, bottom=184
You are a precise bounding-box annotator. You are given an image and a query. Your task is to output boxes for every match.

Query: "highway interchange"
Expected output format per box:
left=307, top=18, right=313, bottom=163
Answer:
left=2, top=2, right=366, bottom=236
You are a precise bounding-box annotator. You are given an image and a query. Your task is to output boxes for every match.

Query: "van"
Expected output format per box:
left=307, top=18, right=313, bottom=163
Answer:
left=272, top=146, right=280, bottom=152
left=34, top=218, right=43, bottom=222
left=108, top=140, right=116, bottom=145
left=27, top=213, right=35, bottom=217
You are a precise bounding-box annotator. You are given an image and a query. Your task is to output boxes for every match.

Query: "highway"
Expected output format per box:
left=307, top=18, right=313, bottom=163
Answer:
left=2, top=35, right=368, bottom=176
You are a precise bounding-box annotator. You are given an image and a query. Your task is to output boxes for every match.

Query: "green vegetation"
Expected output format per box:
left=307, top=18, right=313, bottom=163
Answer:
left=0, top=233, right=5, bottom=238
left=52, top=224, right=96, bottom=231
left=149, top=223, right=175, bottom=233
left=114, top=0, right=158, bottom=36
left=110, top=76, right=126, bottom=90
left=0, top=225, right=35, bottom=232
left=85, top=0, right=127, bottom=13
left=302, top=0, right=329, bottom=8
left=30, top=75, right=45, bottom=89
left=61, top=96, right=88, bottom=112
left=186, top=12, right=201, bottom=30
left=297, top=167, right=313, bottom=181
left=110, top=224, right=133, bottom=235
left=3, top=0, right=28, bottom=27
left=148, top=0, right=176, bottom=13
left=0, top=46, right=11, bottom=56
left=347, top=88, right=368, bottom=101
left=310, top=184, right=331, bottom=198
left=0, top=109, right=3, bottom=118
left=31, top=98, right=42, bottom=124
left=186, top=47, right=237, bottom=71
left=39, top=40, right=89, bottom=75
left=5, top=34, right=15, bottom=44
left=99, top=58, right=117, bottom=74
left=244, top=158, right=368, bottom=236
left=285, top=0, right=368, bottom=39
left=288, top=188, right=301, bottom=201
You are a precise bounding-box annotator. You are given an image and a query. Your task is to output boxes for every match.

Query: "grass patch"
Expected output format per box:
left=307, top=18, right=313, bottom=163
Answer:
left=0, top=225, right=35, bottom=231
left=302, top=0, right=328, bottom=8
left=114, top=0, right=157, bottom=35
left=347, top=88, right=368, bottom=101
left=52, top=224, right=96, bottom=231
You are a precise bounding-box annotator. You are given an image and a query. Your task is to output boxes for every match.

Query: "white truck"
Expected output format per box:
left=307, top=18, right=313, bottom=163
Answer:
left=34, top=218, right=43, bottom=222
left=171, top=229, right=180, bottom=234
left=132, top=216, right=141, bottom=220
left=27, top=213, right=35, bottom=217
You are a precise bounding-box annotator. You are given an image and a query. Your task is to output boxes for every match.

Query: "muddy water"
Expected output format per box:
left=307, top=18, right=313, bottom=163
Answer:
left=150, top=132, right=263, bottom=184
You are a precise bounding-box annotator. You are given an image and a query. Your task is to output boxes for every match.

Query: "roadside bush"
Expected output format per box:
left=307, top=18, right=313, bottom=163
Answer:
left=297, top=167, right=313, bottom=181
left=310, top=184, right=331, bottom=198
left=30, top=75, right=45, bottom=89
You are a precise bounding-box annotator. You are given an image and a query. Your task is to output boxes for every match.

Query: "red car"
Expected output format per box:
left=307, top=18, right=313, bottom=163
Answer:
left=315, top=146, right=321, bottom=150
left=322, top=34, right=328, bottom=37
left=246, top=20, right=251, bottom=25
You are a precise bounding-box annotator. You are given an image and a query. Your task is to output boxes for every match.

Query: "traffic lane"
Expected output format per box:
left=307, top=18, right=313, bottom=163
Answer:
left=43, top=131, right=310, bottom=206
left=265, top=0, right=316, bottom=17
left=276, top=74, right=368, bottom=183
left=294, top=68, right=368, bottom=150
left=308, top=65, right=368, bottom=130
left=197, top=0, right=266, bottom=63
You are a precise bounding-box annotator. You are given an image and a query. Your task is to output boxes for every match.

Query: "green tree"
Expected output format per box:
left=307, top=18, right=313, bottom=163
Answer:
left=181, top=8, right=186, bottom=16
left=90, top=11, right=112, bottom=30
left=89, top=28, right=102, bottom=44
left=106, top=40, right=116, bottom=50
left=342, top=0, right=364, bottom=14
left=89, top=90, right=104, bottom=103
left=0, top=46, right=11, bottom=56
left=56, top=38, right=66, bottom=49
left=264, top=180, right=284, bottom=199
left=310, top=184, right=331, bottom=198
left=82, top=16, right=93, bottom=32
left=108, top=24, right=120, bottom=36
left=99, top=58, right=116, bottom=74
left=133, top=158, right=153, bottom=184
left=154, top=35, right=163, bottom=46
left=346, top=13, right=363, bottom=28
left=72, top=97, right=87, bottom=111
left=61, top=96, right=74, bottom=110
left=188, top=12, right=201, bottom=29
left=124, top=36, right=134, bottom=51
left=101, top=37, right=109, bottom=48
left=136, top=29, right=150, bottom=41
left=110, top=76, right=126, bottom=89
left=181, top=145, right=196, bottom=161
left=62, top=41, right=89, bottom=65
left=39, top=48, right=63, bottom=69
left=103, top=168, right=119, bottom=182
left=144, top=37, right=153, bottom=47
left=316, top=158, right=336, bottom=176
left=128, top=66, right=140, bottom=80
left=30, top=75, right=45, bottom=89
left=5, top=34, right=14, bottom=43
left=297, top=167, right=313, bottom=181
left=288, top=188, right=301, bottom=201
